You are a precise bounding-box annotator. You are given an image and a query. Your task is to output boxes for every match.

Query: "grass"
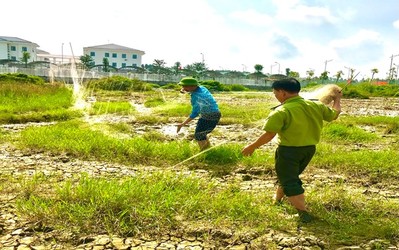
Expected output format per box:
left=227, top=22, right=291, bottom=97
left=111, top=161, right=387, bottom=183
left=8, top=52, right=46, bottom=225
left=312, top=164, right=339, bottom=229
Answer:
left=0, top=82, right=82, bottom=124
left=17, top=119, right=196, bottom=166
left=307, top=184, right=399, bottom=247
left=88, top=101, right=135, bottom=115
left=1, top=77, right=399, bottom=248
left=15, top=172, right=282, bottom=235
left=12, top=172, right=399, bottom=248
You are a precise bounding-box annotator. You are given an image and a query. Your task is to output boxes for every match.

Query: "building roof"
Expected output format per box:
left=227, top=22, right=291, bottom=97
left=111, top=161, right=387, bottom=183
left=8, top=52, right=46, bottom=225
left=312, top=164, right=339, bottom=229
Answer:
left=0, top=36, right=38, bottom=46
left=84, top=43, right=145, bottom=54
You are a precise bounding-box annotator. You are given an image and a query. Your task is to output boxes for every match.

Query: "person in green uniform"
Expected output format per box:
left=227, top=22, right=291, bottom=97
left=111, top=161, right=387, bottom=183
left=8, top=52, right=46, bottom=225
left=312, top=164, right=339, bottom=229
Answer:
left=241, top=77, right=342, bottom=223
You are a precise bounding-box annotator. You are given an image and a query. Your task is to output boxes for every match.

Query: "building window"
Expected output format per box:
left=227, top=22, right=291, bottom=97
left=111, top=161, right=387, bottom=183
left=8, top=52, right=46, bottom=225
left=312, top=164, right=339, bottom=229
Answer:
left=122, top=54, right=127, bottom=59
left=11, top=46, right=16, bottom=51
left=105, top=52, right=110, bottom=57
left=132, top=63, right=137, bottom=67
left=132, top=54, right=137, bottom=59
left=121, top=63, right=126, bottom=68
left=11, top=56, right=17, bottom=61
left=22, top=47, right=27, bottom=52
left=90, top=52, right=96, bottom=57
left=112, top=62, right=117, bottom=67
left=112, top=53, right=117, bottom=58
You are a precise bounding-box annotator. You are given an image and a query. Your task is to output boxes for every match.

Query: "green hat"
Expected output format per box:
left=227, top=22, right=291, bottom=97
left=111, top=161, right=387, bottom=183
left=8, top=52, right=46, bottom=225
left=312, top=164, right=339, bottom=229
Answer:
left=179, top=77, right=198, bottom=86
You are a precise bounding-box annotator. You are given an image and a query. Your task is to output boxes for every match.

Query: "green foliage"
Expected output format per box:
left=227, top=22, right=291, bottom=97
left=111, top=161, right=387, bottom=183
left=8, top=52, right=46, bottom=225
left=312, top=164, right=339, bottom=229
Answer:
left=342, top=89, right=369, bottom=99
left=224, top=84, right=249, bottom=91
left=342, top=82, right=399, bottom=98
left=17, top=120, right=195, bottom=166
left=218, top=102, right=271, bottom=125
left=86, top=76, right=153, bottom=91
left=0, top=73, right=45, bottom=84
left=0, top=82, right=80, bottom=124
left=308, top=184, right=399, bottom=245
left=144, top=97, right=166, bottom=108
left=89, top=101, right=134, bottom=115
left=314, top=144, right=399, bottom=179
left=322, top=123, right=379, bottom=142
left=161, top=83, right=181, bottom=90
left=200, top=80, right=224, bottom=91
left=16, top=172, right=284, bottom=236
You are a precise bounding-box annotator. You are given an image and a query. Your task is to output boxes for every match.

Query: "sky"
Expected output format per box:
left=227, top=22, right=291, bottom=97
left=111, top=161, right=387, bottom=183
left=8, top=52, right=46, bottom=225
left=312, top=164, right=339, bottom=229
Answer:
left=3, top=0, right=399, bottom=80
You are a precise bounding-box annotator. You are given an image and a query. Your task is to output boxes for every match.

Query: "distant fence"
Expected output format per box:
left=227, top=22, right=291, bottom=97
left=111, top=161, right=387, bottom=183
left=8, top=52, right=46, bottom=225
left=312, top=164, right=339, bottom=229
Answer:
left=0, top=66, right=271, bottom=88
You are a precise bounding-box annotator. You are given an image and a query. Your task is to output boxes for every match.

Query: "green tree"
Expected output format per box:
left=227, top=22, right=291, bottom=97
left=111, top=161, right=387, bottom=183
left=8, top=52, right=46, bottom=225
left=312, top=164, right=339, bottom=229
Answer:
left=102, top=57, right=110, bottom=72
left=320, top=71, right=329, bottom=83
left=172, top=61, right=182, bottom=75
left=254, top=64, right=263, bottom=74
left=288, top=71, right=300, bottom=78
left=80, top=54, right=94, bottom=70
left=153, top=59, right=166, bottom=74
left=306, top=69, right=315, bottom=80
left=21, top=51, right=31, bottom=68
left=252, top=64, right=265, bottom=80
left=370, top=68, right=379, bottom=81
left=184, top=62, right=207, bottom=78
left=335, top=70, right=344, bottom=83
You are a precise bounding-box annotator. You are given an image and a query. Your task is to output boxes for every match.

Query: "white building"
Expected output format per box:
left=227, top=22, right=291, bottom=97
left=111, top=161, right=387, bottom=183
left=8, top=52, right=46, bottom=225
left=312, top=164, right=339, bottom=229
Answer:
left=0, top=36, right=39, bottom=62
left=83, top=43, right=145, bottom=69
left=36, top=49, right=80, bottom=65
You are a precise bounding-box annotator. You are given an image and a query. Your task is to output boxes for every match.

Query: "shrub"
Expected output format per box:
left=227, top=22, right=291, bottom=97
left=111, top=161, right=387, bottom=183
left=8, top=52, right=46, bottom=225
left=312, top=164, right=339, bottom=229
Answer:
left=0, top=73, right=45, bottom=85
left=86, top=76, right=153, bottom=91
left=200, top=80, right=224, bottom=91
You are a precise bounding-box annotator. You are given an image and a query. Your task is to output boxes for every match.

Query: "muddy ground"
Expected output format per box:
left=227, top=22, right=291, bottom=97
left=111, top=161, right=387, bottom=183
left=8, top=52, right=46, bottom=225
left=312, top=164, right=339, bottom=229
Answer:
left=0, top=96, right=398, bottom=249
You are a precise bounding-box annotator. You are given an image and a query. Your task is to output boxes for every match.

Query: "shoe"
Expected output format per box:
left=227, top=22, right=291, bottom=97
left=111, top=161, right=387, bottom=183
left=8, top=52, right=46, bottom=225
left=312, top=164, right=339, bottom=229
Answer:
left=298, top=210, right=312, bottom=223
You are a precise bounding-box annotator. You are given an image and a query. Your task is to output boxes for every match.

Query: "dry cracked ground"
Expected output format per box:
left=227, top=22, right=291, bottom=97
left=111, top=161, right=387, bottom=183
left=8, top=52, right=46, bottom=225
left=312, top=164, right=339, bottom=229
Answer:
left=0, top=96, right=398, bottom=250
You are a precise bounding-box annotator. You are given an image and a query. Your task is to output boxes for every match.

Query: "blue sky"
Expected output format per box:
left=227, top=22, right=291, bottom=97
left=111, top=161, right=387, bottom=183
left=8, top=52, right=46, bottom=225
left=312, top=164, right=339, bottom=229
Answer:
left=3, top=0, right=399, bottom=79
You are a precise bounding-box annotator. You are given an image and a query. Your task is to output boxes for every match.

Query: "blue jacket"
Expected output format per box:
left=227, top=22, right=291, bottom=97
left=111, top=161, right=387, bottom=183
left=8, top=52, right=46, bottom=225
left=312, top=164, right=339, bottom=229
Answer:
left=189, top=86, right=220, bottom=119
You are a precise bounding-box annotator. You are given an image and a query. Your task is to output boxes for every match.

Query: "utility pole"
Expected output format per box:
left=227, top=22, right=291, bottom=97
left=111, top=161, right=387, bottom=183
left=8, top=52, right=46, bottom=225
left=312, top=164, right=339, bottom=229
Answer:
left=344, top=66, right=351, bottom=80
left=388, top=54, right=399, bottom=80
left=61, top=43, right=64, bottom=66
left=200, top=53, right=205, bottom=64
left=275, top=62, right=280, bottom=74
left=324, top=59, right=333, bottom=72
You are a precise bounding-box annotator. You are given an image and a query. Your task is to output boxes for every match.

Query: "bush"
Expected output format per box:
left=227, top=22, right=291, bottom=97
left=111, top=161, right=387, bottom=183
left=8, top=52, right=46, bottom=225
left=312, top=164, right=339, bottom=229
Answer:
left=343, top=82, right=399, bottom=98
left=0, top=73, right=45, bottom=85
left=86, top=76, right=153, bottom=91
left=225, top=84, right=249, bottom=91
left=161, top=83, right=180, bottom=90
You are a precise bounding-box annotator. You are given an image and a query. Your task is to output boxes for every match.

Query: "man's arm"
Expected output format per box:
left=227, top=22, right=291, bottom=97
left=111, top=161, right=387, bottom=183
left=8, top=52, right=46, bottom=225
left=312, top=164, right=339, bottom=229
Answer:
left=241, top=131, right=277, bottom=156
left=332, top=91, right=343, bottom=119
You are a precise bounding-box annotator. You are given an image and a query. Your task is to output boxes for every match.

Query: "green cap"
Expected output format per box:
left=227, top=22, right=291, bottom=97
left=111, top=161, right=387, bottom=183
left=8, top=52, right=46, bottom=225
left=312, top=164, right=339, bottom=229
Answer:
left=178, top=77, right=198, bottom=86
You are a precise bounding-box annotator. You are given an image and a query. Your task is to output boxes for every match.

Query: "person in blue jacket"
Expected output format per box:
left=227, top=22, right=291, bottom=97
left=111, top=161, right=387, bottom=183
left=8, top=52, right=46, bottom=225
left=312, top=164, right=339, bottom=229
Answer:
left=176, top=77, right=221, bottom=151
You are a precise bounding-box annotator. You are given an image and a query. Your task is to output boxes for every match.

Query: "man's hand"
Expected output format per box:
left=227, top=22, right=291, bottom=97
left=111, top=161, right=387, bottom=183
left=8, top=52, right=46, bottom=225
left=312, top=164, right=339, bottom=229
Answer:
left=176, top=124, right=183, bottom=133
left=241, top=145, right=256, bottom=156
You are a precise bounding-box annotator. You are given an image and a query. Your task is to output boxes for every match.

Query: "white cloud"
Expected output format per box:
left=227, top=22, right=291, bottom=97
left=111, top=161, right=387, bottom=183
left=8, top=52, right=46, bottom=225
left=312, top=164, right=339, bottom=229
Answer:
left=273, top=1, right=338, bottom=25
left=230, top=9, right=274, bottom=27
left=393, top=19, right=399, bottom=29
left=330, top=29, right=382, bottom=48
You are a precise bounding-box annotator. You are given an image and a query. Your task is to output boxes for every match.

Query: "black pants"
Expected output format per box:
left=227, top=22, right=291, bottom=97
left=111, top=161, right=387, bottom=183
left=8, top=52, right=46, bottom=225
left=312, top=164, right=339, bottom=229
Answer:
left=275, top=145, right=316, bottom=196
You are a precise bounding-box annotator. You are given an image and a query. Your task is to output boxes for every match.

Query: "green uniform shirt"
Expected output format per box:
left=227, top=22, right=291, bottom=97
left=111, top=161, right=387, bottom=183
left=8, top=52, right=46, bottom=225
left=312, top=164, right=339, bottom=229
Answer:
left=263, top=96, right=338, bottom=146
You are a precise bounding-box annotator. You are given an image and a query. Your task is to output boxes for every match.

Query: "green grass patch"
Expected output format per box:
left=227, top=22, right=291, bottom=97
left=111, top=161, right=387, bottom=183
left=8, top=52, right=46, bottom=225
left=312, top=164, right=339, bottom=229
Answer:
left=14, top=172, right=292, bottom=236
left=144, top=97, right=166, bottom=107
left=17, top=120, right=196, bottom=166
left=313, top=144, right=399, bottom=179
left=322, top=123, right=379, bottom=142
left=308, top=184, right=399, bottom=247
left=0, top=82, right=73, bottom=113
left=89, top=101, right=135, bottom=115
